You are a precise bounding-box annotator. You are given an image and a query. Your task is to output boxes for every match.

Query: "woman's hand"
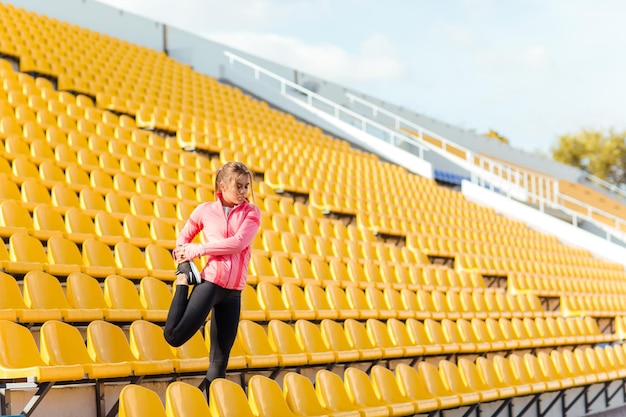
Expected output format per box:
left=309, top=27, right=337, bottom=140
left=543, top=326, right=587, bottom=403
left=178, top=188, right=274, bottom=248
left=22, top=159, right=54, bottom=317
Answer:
left=173, top=243, right=205, bottom=262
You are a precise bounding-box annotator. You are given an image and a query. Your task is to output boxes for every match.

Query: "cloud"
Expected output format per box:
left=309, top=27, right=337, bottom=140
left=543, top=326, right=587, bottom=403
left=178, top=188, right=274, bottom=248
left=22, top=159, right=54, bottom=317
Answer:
left=208, top=31, right=409, bottom=86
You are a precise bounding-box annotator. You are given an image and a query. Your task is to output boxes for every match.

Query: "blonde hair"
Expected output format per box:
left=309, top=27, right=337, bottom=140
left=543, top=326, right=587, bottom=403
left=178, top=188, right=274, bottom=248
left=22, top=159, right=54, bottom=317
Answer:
left=215, top=161, right=255, bottom=203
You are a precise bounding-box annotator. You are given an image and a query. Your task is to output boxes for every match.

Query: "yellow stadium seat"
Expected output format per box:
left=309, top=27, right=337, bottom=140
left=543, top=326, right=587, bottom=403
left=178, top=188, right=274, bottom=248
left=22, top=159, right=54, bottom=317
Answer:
left=314, top=369, right=382, bottom=416
left=280, top=283, right=316, bottom=321
left=319, top=319, right=361, bottom=363
left=365, top=318, right=405, bottom=359
left=208, top=378, right=256, bottom=417
left=266, top=320, right=310, bottom=365
left=344, top=366, right=412, bottom=416
left=303, top=284, right=338, bottom=320
left=119, top=385, right=167, bottom=417
left=94, top=212, right=125, bottom=245
left=114, top=242, right=148, bottom=279
left=103, top=275, right=156, bottom=321
left=291, top=319, right=338, bottom=365
left=236, top=320, right=279, bottom=368
left=144, top=244, right=176, bottom=281
left=165, top=381, right=213, bottom=417
left=326, top=285, right=360, bottom=320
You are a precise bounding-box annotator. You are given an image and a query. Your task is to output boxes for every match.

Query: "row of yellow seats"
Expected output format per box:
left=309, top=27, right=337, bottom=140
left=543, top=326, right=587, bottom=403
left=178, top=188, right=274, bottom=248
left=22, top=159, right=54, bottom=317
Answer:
left=242, top=280, right=551, bottom=323
left=455, top=253, right=626, bottom=281
left=0, top=232, right=176, bottom=279
left=411, top=233, right=617, bottom=271
left=509, top=273, right=626, bottom=297
left=560, top=293, right=626, bottom=318
left=0, top=271, right=174, bottom=323
left=0, top=133, right=207, bottom=188
left=0, top=164, right=206, bottom=208
left=0, top=191, right=189, bottom=240
left=249, top=251, right=482, bottom=292
left=119, top=343, right=626, bottom=417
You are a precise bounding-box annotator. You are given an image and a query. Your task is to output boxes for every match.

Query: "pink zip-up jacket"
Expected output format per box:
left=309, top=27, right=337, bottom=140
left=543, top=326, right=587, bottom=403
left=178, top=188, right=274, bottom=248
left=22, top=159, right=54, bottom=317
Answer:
left=176, top=196, right=261, bottom=290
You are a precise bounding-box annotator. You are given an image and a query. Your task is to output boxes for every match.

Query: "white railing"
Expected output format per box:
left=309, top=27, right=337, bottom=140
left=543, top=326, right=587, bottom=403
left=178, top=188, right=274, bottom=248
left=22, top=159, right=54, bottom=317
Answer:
left=345, top=92, right=559, bottom=203
left=582, top=172, right=626, bottom=201
left=223, top=51, right=428, bottom=159
left=222, top=51, right=626, bottom=243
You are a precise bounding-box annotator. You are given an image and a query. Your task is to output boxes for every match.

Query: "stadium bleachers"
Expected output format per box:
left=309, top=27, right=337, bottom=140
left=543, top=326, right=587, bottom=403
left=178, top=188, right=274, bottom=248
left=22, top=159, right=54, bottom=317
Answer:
left=1, top=1, right=626, bottom=417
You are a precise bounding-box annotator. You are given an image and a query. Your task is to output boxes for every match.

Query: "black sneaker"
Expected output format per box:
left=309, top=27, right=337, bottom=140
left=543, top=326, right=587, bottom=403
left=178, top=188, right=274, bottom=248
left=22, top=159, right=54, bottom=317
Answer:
left=175, top=261, right=202, bottom=285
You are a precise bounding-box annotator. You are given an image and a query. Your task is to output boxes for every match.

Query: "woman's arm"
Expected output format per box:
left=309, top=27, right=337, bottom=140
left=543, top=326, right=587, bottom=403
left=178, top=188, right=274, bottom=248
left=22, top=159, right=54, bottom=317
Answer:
left=180, top=209, right=261, bottom=259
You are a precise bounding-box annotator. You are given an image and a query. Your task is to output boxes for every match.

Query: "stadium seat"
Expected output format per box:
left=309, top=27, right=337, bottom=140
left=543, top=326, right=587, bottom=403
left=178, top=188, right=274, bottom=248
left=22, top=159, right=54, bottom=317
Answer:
left=247, top=374, right=303, bottom=417
left=119, top=385, right=167, bottom=417
left=165, top=381, right=212, bottom=417
left=114, top=241, right=149, bottom=279
left=82, top=238, right=118, bottom=278
left=170, top=330, right=210, bottom=372
left=208, top=378, right=256, bottom=417
left=235, top=320, right=278, bottom=368
left=314, top=369, right=382, bottom=416
left=344, top=366, right=414, bottom=416
left=319, top=319, right=361, bottom=363
left=8, top=231, right=47, bottom=274
left=255, top=282, right=292, bottom=321
left=103, top=275, right=156, bottom=321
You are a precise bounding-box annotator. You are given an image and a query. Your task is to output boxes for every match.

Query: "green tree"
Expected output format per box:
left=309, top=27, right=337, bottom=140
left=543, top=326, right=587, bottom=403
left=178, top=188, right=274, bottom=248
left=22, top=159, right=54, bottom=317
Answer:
left=551, top=129, right=626, bottom=184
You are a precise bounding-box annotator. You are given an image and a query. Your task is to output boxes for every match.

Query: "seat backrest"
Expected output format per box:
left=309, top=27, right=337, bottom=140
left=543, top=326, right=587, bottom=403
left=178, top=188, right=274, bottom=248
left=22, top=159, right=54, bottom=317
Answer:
left=47, top=235, right=83, bottom=266
left=419, top=361, right=455, bottom=397
left=256, top=282, right=288, bottom=312
left=304, top=284, right=333, bottom=312
left=165, top=381, right=212, bottom=417
left=0, top=271, right=28, bottom=309
left=344, top=367, right=388, bottom=408
left=0, top=320, right=48, bottom=369
left=129, top=320, right=176, bottom=361
left=23, top=270, right=71, bottom=309
left=66, top=272, right=108, bottom=309
left=283, top=372, right=340, bottom=417
left=267, top=320, right=305, bottom=355
left=9, top=231, right=47, bottom=263
left=281, top=282, right=308, bottom=311
left=86, top=320, right=136, bottom=363
left=103, top=274, right=141, bottom=309
left=294, top=319, right=333, bottom=355
left=119, top=385, right=167, bottom=417
left=39, top=320, right=93, bottom=365
left=33, top=204, right=66, bottom=234
left=21, top=178, right=52, bottom=205
left=326, top=285, right=351, bottom=311
left=237, top=320, right=276, bottom=356
left=344, top=319, right=376, bottom=350
left=320, top=319, right=354, bottom=352
left=114, top=241, right=147, bottom=269
left=208, top=378, right=256, bottom=417
left=0, top=200, right=33, bottom=228
left=145, top=244, right=176, bottom=272
left=139, top=276, right=172, bottom=310
left=370, top=364, right=410, bottom=404
left=95, top=212, right=125, bottom=237
left=315, top=369, right=361, bottom=412
left=123, top=214, right=152, bottom=240
left=150, top=218, right=177, bottom=242
left=79, top=187, right=106, bottom=211
left=66, top=208, right=96, bottom=235
left=247, top=374, right=300, bottom=417
left=366, top=318, right=396, bottom=349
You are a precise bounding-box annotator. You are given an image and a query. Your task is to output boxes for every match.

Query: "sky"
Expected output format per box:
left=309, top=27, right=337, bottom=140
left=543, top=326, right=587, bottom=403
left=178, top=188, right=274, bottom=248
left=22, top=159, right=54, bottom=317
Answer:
left=96, top=0, right=626, bottom=156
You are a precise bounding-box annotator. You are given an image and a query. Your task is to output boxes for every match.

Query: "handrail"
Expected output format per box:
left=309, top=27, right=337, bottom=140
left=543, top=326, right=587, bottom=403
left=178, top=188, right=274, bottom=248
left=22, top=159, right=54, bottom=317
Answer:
left=223, top=51, right=626, bottom=243
left=345, top=92, right=556, bottom=182
left=223, top=51, right=428, bottom=159
left=581, top=172, right=626, bottom=201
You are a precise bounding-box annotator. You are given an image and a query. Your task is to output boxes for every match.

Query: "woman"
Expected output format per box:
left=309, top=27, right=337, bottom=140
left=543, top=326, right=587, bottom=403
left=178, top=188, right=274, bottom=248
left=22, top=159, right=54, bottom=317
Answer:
left=164, top=161, right=261, bottom=389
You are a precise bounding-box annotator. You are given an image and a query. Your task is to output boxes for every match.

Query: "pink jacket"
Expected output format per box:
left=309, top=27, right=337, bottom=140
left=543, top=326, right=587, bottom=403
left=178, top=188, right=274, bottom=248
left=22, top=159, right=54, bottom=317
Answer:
left=176, top=197, right=261, bottom=290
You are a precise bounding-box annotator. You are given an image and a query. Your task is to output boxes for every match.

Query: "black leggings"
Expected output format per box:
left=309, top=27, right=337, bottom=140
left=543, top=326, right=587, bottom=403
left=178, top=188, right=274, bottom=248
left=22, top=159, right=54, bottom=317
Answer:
left=164, top=281, right=241, bottom=385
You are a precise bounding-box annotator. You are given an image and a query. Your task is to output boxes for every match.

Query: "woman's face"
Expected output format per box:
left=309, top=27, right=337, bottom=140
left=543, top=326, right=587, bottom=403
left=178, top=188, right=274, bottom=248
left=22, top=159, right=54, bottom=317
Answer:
left=220, top=174, right=250, bottom=207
